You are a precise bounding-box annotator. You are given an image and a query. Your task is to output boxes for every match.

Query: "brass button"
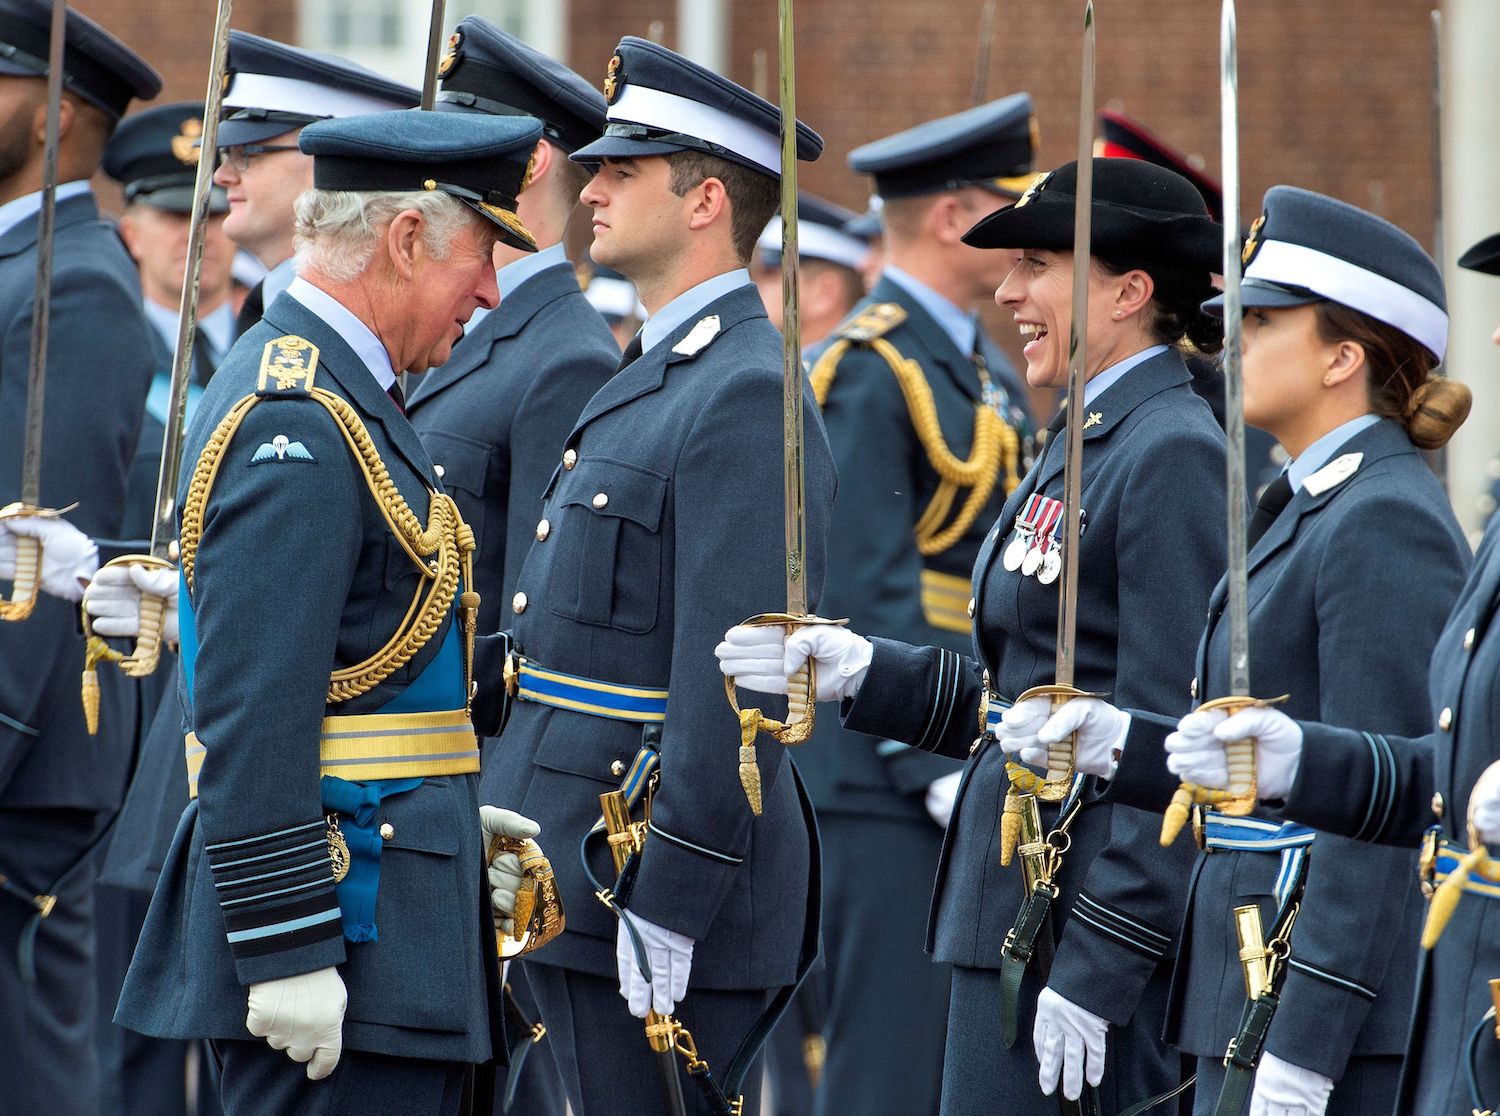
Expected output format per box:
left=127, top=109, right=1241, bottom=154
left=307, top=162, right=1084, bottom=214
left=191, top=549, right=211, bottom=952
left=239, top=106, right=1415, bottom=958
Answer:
left=1439, top=706, right=1453, bottom=731
left=379, top=822, right=394, bottom=841
left=513, top=591, right=528, bottom=615
left=1464, top=628, right=1476, bottom=651
left=592, top=492, right=609, bottom=509
left=433, top=463, right=446, bottom=479
left=536, top=519, right=550, bottom=541
left=563, top=448, right=578, bottom=470
left=1431, top=792, right=1445, bottom=819
left=1190, top=677, right=1198, bottom=700
left=966, top=597, right=976, bottom=619
left=610, top=759, right=626, bottom=777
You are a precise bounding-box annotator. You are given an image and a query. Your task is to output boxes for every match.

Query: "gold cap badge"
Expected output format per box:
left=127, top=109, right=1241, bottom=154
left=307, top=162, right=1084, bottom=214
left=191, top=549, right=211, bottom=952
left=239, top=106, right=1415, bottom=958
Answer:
left=1242, top=213, right=1266, bottom=266
left=171, top=117, right=203, bottom=165
left=1014, top=170, right=1051, bottom=209
left=437, top=31, right=461, bottom=78
left=604, top=53, right=623, bottom=104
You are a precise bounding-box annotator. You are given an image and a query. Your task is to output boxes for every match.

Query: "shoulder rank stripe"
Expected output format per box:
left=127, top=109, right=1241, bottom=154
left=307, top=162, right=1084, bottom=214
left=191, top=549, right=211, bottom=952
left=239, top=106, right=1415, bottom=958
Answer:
left=836, top=302, right=907, bottom=343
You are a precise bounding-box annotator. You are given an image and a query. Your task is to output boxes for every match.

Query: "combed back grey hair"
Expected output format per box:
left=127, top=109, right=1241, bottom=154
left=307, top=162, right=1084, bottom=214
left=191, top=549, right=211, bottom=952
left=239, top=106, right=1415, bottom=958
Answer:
left=293, top=188, right=478, bottom=283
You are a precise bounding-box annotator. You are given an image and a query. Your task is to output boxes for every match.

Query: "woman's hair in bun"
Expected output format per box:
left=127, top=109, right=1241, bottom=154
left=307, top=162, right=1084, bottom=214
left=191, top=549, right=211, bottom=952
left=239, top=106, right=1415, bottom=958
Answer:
left=1313, top=301, right=1470, bottom=450
left=1094, top=254, right=1224, bottom=356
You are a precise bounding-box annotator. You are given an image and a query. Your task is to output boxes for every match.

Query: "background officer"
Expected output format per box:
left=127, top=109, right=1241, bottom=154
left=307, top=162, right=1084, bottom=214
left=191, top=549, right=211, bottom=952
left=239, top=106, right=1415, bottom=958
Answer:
left=790, top=94, right=1035, bottom=1116
left=112, top=108, right=547, bottom=1115
left=481, top=34, right=833, bottom=1116
left=752, top=192, right=871, bottom=348
left=0, top=3, right=160, bottom=1114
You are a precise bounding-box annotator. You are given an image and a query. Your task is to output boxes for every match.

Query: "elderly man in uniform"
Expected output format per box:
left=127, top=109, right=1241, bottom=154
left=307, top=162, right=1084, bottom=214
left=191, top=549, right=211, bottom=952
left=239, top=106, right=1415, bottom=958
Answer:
left=786, top=95, right=1036, bottom=1116
left=480, top=36, right=834, bottom=1116
left=212, top=31, right=417, bottom=336
left=0, top=3, right=159, bottom=1114
left=110, top=108, right=547, bottom=1116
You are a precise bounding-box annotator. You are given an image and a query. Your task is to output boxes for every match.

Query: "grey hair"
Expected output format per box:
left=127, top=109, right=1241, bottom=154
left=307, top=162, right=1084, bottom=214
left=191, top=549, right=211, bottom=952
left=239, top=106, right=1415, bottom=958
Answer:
left=292, top=188, right=478, bottom=283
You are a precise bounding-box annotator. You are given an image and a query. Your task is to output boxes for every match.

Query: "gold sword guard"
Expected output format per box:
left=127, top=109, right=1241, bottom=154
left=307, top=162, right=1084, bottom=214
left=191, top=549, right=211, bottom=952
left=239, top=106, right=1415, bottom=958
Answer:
left=1160, top=693, right=1289, bottom=847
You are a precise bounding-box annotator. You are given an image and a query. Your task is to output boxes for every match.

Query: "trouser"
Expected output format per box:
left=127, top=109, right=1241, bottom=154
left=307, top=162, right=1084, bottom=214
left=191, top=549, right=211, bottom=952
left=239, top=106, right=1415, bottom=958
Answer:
left=492, top=959, right=566, bottom=1115
left=211, top=1039, right=467, bottom=1116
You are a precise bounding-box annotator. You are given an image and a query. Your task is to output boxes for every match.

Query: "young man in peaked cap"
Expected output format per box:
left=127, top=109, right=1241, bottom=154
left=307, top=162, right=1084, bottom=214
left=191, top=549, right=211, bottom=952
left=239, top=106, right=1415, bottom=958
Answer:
left=406, top=18, right=622, bottom=1112
left=111, top=109, right=549, bottom=1116
left=0, top=3, right=159, bottom=1113
left=479, top=35, right=834, bottom=1116
left=212, top=31, right=417, bottom=336
left=791, top=93, right=1036, bottom=1116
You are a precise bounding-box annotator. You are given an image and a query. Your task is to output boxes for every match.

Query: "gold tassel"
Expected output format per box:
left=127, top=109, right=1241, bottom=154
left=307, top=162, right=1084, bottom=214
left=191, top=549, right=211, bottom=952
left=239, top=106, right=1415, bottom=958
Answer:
left=1422, top=845, right=1485, bottom=949
left=1161, top=786, right=1195, bottom=847
left=1000, top=791, right=1021, bottom=866
left=738, top=706, right=763, bottom=816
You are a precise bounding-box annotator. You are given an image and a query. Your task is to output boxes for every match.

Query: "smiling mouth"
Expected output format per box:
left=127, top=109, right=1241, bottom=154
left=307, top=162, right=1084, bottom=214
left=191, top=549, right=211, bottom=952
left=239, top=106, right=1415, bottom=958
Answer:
left=1019, top=322, right=1048, bottom=347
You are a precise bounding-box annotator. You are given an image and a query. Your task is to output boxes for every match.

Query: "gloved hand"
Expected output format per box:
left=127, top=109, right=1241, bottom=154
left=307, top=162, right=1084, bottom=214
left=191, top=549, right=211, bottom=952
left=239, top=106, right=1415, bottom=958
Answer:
left=1029, top=698, right=1129, bottom=778
left=996, top=696, right=1050, bottom=761
left=925, top=770, right=963, bottom=828
left=615, top=912, right=694, bottom=1019
left=0, top=514, right=98, bottom=601
left=715, top=623, right=873, bottom=702
left=1470, top=762, right=1500, bottom=845
left=1162, top=707, right=1229, bottom=787
left=479, top=806, right=541, bottom=934
left=1249, top=1052, right=1334, bottom=1116
left=1034, top=986, right=1107, bottom=1101
left=245, top=966, right=347, bottom=1080
left=83, top=562, right=180, bottom=642
left=1216, top=707, right=1304, bottom=801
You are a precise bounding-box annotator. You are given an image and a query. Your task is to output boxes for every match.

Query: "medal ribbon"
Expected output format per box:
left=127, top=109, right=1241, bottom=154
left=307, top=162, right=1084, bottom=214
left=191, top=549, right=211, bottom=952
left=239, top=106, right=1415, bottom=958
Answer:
left=1019, top=495, right=1065, bottom=554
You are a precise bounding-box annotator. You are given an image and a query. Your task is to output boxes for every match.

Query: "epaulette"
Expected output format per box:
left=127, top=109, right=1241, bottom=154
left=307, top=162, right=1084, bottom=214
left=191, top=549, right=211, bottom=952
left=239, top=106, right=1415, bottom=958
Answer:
left=837, top=302, right=906, bottom=343
left=256, top=335, right=320, bottom=397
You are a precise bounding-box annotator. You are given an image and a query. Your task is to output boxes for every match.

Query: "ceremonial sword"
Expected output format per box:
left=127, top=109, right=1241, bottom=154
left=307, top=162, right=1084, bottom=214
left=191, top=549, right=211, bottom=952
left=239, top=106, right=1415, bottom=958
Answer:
left=970, top=0, right=1000, bottom=106
left=1160, top=0, right=1272, bottom=846
left=729, top=0, right=844, bottom=816
left=80, top=0, right=235, bottom=727
left=0, top=0, right=70, bottom=623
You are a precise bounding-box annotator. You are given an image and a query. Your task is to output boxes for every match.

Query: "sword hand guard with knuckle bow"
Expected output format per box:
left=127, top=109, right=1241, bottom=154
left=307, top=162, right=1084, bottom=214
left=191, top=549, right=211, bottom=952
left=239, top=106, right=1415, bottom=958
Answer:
left=80, top=554, right=176, bottom=735
left=487, top=833, right=565, bottom=960
left=999, top=683, right=1100, bottom=866
left=0, top=501, right=67, bottom=622
left=1160, top=694, right=1288, bottom=847
left=726, top=613, right=845, bottom=815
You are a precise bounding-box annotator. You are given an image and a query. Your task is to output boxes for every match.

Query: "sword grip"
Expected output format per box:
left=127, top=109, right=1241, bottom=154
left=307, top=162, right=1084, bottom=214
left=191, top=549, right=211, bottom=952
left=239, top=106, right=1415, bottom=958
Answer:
left=0, top=535, right=40, bottom=622
left=121, top=591, right=165, bottom=679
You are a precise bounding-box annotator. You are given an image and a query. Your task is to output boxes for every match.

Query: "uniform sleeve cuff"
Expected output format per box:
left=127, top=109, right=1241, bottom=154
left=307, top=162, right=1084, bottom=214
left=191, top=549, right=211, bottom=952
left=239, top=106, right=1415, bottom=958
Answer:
left=626, top=822, right=741, bottom=940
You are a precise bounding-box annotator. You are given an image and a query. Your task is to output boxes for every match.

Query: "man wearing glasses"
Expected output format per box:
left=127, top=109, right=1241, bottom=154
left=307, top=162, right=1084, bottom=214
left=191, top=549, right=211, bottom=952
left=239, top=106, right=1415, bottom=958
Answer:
left=210, top=31, right=417, bottom=336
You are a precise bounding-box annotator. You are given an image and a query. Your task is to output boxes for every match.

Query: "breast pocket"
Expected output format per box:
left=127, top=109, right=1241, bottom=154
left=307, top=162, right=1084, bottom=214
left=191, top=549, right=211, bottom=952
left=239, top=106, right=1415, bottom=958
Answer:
left=547, top=457, right=667, bottom=634
left=422, top=430, right=493, bottom=553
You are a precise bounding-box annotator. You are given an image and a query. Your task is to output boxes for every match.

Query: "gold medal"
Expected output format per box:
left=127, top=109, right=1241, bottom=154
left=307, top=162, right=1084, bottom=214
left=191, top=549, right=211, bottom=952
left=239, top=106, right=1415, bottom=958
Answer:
left=326, top=814, right=350, bottom=883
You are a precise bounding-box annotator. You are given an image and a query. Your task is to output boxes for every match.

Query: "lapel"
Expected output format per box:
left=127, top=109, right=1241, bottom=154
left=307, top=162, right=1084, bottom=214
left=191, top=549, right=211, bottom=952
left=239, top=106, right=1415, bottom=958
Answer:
left=0, top=191, right=98, bottom=259
left=259, top=295, right=437, bottom=485
left=570, top=283, right=768, bottom=433
left=408, top=262, right=582, bottom=408
left=872, top=275, right=980, bottom=403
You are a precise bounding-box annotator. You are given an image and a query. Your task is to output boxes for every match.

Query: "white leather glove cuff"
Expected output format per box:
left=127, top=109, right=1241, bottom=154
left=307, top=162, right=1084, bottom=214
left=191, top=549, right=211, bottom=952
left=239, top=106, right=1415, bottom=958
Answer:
left=1249, top=1051, right=1334, bottom=1116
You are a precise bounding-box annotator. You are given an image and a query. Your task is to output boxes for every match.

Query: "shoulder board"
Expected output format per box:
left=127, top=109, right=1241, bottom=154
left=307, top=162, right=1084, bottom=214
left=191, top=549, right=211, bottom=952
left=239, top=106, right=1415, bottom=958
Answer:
left=837, top=303, right=907, bottom=344
left=256, top=335, right=320, bottom=397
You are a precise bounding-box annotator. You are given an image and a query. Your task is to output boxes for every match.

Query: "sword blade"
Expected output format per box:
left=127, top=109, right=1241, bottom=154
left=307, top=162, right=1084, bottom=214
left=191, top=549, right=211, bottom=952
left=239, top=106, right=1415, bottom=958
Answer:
left=150, top=0, right=234, bottom=559
left=779, top=0, right=808, bottom=617
left=1053, top=0, right=1094, bottom=690
left=19, top=0, right=68, bottom=509
left=971, top=0, right=1000, bottom=106
left=420, top=0, right=447, bottom=110
left=1221, top=0, right=1250, bottom=696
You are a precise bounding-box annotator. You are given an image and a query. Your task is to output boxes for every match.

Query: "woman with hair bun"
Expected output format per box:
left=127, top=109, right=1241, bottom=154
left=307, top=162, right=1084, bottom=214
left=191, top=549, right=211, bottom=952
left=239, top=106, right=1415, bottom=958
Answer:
left=1008, top=185, right=1472, bottom=1114
left=720, top=157, right=1233, bottom=1112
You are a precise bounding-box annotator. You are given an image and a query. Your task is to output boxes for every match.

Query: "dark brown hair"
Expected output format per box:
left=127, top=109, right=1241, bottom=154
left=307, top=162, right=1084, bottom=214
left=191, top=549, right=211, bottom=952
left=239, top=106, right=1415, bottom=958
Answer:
left=665, top=150, right=779, bottom=264
left=1313, top=301, right=1470, bottom=450
left=1094, top=255, right=1224, bottom=356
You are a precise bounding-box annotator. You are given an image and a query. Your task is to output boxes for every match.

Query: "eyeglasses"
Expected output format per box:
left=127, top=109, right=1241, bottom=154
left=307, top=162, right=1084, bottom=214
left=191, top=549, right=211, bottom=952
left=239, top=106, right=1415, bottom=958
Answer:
left=217, top=144, right=301, bottom=172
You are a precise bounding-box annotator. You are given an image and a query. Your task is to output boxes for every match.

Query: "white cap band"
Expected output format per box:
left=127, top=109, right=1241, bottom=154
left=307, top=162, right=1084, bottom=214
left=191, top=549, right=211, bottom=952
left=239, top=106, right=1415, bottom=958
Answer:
left=225, top=72, right=411, bottom=123
left=608, top=83, right=780, bottom=174
left=1247, top=238, right=1449, bottom=360
left=584, top=276, right=643, bottom=319
left=758, top=216, right=866, bottom=270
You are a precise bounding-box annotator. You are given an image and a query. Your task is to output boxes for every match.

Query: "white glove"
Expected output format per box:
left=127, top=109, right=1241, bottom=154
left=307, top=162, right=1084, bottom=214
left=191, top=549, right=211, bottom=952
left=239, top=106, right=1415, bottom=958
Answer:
left=245, top=966, right=347, bottom=1080
left=715, top=623, right=873, bottom=703
left=1249, top=1052, right=1334, bottom=1116
left=479, top=806, right=541, bottom=934
left=1470, top=763, right=1500, bottom=845
left=615, top=912, right=694, bottom=1019
left=1163, top=707, right=1229, bottom=787
left=0, top=514, right=98, bottom=601
left=1034, top=986, right=1107, bottom=1101
left=1033, top=698, right=1129, bottom=778
left=925, top=770, right=963, bottom=828
left=996, top=697, right=1051, bottom=761
left=1216, top=707, right=1304, bottom=801
left=83, top=562, right=180, bottom=642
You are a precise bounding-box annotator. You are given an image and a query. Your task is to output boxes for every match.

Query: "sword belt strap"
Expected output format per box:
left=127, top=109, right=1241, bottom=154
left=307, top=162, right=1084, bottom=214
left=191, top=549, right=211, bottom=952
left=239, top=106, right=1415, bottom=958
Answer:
left=185, top=707, right=478, bottom=799
left=1203, top=813, right=1316, bottom=911
left=1427, top=834, right=1500, bottom=901
left=509, top=654, right=669, bottom=724
left=500, top=982, right=547, bottom=1115
left=1466, top=1005, right=1500, bottom=1116
left=1000, top=878, right=1058, bottom=1048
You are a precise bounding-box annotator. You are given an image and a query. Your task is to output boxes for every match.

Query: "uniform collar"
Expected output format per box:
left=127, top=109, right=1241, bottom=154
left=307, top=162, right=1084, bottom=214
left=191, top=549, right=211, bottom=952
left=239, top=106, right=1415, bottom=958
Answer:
left=641, top=267, right=750, bottom=355
left=1286, top=413, right=1382, bottom=493
left=284, top=275, right=397, bottom=391
left=261, top=256, right=298, bottom=309
left=142, top=298, right=235, bottom=360
left=0, top=180, right=91, bottom=240
left=1083, top=344, right=1169, bottom=407
left=882, top=265, right=976, bottom=355
left=468, top=241, right=569, bottom=333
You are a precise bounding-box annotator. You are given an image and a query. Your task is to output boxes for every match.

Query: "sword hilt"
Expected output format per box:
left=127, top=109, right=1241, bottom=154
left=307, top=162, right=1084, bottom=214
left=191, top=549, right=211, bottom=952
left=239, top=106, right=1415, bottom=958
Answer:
left=0, top=502, right=60, bottom=622
left=1422, top=775, right=1500, bottom=950
left=1160, top=694, right=1289, bottom=846
left=487, top=832, right=565, bottom=960
left=77, top=554, right=177, bottom=733
left=1012, top=683, right=1100, bottom=802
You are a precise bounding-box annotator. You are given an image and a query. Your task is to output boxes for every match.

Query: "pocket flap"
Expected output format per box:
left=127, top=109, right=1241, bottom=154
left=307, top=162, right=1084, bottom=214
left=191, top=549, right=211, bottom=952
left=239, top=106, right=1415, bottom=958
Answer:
left=558, top=457, right=667, bottom=532
left=423, top=431, right=492, bottom=497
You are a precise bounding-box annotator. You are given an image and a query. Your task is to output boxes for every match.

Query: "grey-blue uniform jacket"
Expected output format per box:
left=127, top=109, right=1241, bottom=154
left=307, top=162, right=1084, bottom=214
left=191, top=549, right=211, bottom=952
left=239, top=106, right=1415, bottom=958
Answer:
left=407, top=256, right=619, bottom=635
left=116, top=294, right=499, bottom=1064
left=1106, top=417, right=1469, bottom=1082
left=840, top=349, right=1225, bottom=1094
left=481, top=283, right=836, bottom=988
left=1270, top=512, right=1500, bottom=1114
left=798, top=274, right=1030, bottom=822
left=0, top=191, right=153, bottom=813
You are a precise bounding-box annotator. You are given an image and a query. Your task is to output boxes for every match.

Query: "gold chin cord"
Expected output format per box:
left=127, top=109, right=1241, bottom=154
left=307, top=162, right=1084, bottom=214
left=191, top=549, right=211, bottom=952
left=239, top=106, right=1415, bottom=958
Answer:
left=1421, top=762, right=1500, bottom=950
left=1159, top=694, right=1288, bottom=847
left=488, top=833, right=565, bottom=959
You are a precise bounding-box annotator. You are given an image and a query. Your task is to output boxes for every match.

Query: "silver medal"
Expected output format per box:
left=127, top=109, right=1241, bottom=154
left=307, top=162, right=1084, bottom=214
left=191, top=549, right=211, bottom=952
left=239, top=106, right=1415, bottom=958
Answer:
left=1038, top=549, right=1062, bottom=585
left=1021, top=545, right=1043, bottom=577
left=1003, top=533, right=1029, bottom=572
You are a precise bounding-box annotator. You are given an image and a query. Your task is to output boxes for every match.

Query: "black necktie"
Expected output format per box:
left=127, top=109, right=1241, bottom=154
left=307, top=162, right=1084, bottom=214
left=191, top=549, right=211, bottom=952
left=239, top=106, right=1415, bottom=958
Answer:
left=193, top=325, right=220, bottom=387
left=234, top=279, right=265, bottom=340
left=617, top=333, right=643, bottom=372
left=1246, top=473, right=1293, bottom=549
left=387, top=380, right=405, bottom=414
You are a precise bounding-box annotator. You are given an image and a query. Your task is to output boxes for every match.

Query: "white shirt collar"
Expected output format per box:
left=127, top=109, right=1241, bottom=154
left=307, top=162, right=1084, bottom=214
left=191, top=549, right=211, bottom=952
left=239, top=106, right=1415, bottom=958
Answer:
left=1083, top=344, right=1169, bottom=407
left=0, top=180, right=91, bottom=240
left=882, top=266, right=977, bottom=356
left=1286, top=413, right=1381, bottom=493
left=284, top=276, right=397, bottom=391
left=641, top=268, right=750, bottom=355
left=142, top=299, right=236, bottom=364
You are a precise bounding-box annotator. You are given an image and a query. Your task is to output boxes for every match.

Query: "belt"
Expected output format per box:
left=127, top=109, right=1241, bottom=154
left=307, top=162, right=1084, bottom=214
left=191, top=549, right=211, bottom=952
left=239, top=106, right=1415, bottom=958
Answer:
left=1425, top=834, right=1500, bottom=900
left=1203, top=814, right=1315, bottom=912
left=920, top=568, right=972, bottom=634
left=507, top=654, right=669, bottom=724
left=186, top=707, right=479, bottom=798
